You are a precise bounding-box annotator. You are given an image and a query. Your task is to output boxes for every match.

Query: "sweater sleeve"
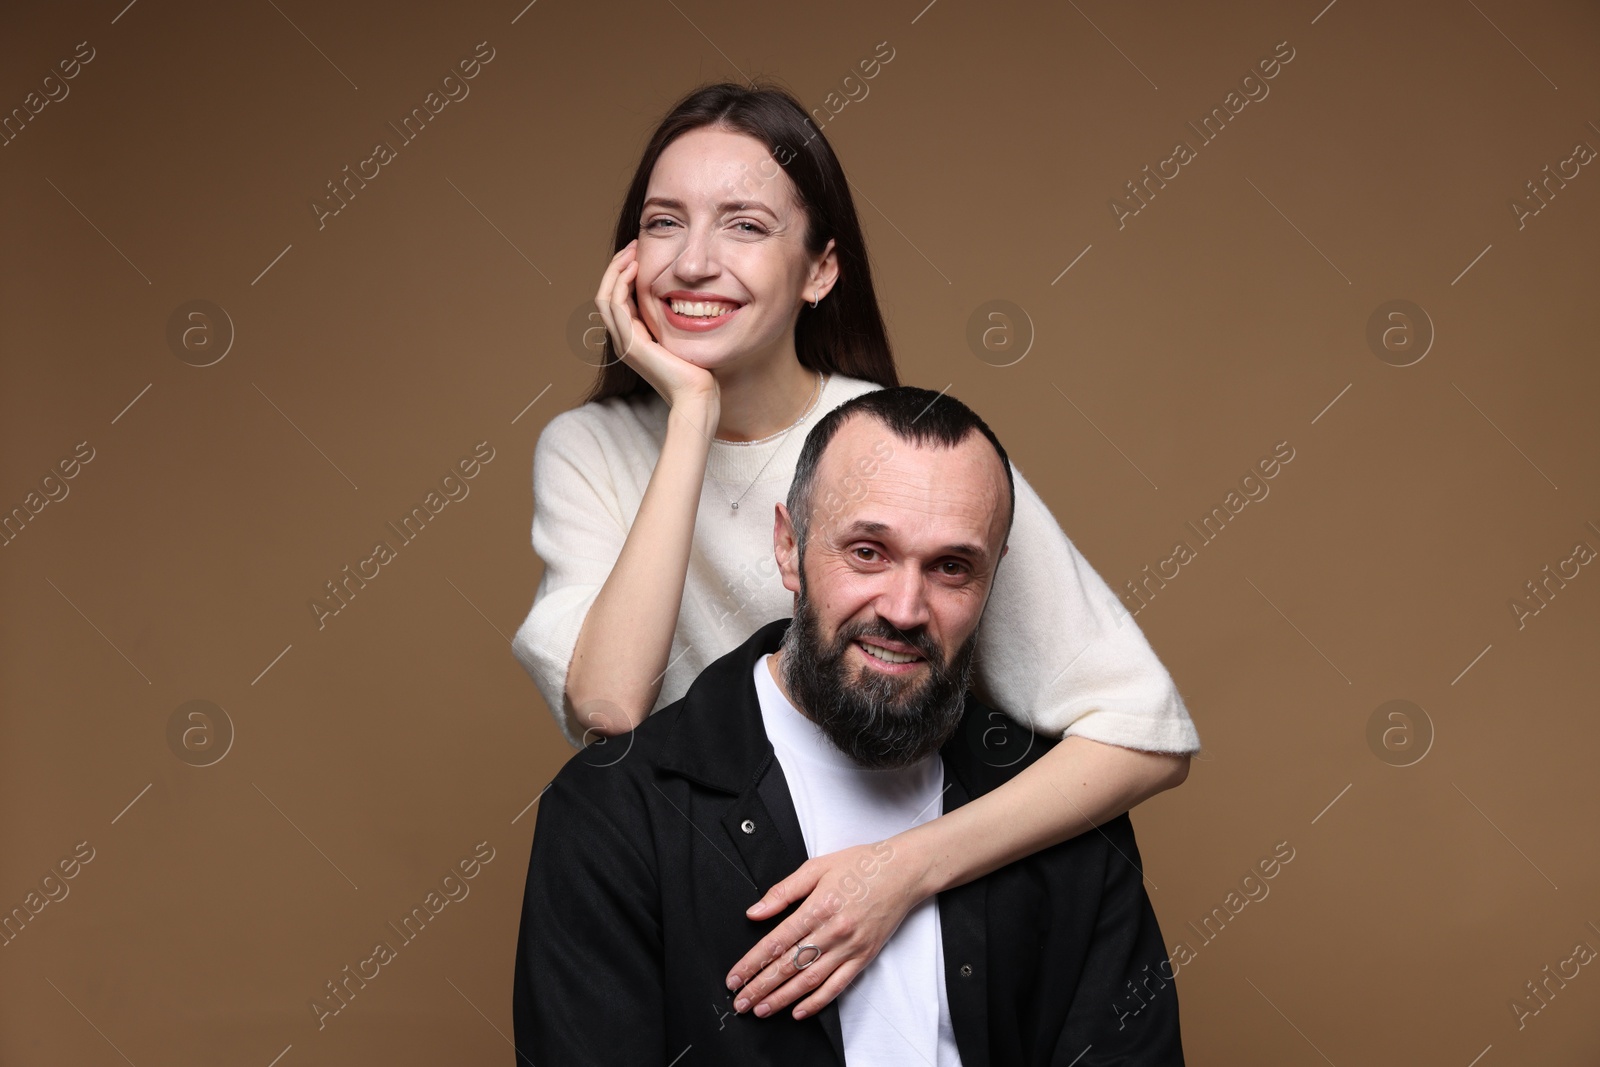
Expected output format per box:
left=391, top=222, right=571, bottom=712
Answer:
left=971, top=466, right=1201, bottom=754
left=511, top=410, right=629, bottom=750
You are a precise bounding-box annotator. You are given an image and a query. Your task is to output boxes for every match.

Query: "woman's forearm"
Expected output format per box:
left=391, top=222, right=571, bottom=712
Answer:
left=563, top=397, right=718, bottom=740
left=898, top=735, right=1190, bottom=897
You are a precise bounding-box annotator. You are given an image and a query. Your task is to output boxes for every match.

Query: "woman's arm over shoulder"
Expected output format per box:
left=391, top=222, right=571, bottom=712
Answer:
left=512, top=406, right=633, bottom=748
left=975, top=464, right=1201, bottom=754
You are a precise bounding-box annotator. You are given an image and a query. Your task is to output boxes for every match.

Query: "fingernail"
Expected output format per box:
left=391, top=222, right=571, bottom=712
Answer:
left=734, top=998, right=749, bottom=1012
left=754, top=1003, right=771, bottom=1018
left=726, top=974, right=742, bottom=991
left=794, top=1008, right=807, bottom=1020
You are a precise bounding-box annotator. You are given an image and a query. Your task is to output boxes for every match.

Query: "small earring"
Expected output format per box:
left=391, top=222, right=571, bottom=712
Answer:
left=810, top=289, right=819, bottom=308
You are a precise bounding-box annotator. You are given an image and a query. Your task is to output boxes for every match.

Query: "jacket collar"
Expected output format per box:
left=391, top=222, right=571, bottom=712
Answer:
left=654, top=615, right=1000, bottom=812
left=655, top=617, right=796, bottom=792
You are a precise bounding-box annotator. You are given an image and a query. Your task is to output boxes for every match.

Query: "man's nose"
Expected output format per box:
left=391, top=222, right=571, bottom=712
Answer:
left=874, top=564, right=932, bottom=633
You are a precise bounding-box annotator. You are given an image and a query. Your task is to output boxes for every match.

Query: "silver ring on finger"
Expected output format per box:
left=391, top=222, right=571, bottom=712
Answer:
left=793, top=943, right=821, bottom=970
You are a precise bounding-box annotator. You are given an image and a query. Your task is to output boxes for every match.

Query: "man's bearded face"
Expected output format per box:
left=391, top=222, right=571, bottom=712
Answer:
left=779, top=558, right=978, bottom=769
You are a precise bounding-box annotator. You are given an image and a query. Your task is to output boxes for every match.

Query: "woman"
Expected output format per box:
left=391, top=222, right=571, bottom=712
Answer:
left=513, top=81, right=1200, bottom=1023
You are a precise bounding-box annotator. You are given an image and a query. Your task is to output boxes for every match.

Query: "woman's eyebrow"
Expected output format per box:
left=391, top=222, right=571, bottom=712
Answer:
left=642, top=196, right=778, bottom=217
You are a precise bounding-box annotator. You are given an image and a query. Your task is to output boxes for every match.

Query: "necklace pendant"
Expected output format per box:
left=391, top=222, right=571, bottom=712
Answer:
left=730, top=502, right=739, bottom=510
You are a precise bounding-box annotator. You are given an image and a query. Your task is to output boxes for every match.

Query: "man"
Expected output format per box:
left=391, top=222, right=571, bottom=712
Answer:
left=512, top=386, right=1184, bottom=1065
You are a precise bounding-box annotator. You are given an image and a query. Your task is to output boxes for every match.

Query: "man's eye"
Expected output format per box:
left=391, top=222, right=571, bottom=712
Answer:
left=939, top=561, right=969, bottom=576
left=853, top=547, right=879, bottom=561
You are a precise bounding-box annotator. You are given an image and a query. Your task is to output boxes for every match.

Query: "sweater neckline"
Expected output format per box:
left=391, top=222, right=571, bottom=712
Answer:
left=701, top=373, right=850, bottom=486
left=713, top=371, right=827, bottom=448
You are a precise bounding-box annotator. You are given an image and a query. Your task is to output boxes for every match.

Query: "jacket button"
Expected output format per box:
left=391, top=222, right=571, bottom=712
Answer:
left=740, top=819, right=756, bottom=834
left=959, top=964, right=973, bottom=978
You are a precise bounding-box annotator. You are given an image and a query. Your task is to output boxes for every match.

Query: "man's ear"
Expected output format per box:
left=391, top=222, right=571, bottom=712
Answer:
left=774, top=503, right=801, bottom=595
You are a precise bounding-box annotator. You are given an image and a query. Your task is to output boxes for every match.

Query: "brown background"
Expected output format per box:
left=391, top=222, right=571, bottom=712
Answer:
left=3, top=0, right=1597, bottom=1063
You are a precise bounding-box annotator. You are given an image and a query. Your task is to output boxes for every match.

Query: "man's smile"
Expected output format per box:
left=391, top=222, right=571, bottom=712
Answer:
left=853, top=638, right=926, bottom=672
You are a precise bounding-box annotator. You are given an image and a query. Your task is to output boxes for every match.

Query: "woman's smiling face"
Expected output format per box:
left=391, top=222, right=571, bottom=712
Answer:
left=636, top=126, right=834, bottom=371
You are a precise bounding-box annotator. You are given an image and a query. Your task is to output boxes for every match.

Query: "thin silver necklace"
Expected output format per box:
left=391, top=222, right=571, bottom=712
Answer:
left=713, top=370, right=827, bottom=511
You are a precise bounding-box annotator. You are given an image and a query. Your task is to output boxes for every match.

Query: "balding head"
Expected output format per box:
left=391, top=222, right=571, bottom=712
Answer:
left=784, top=387, right=1015, bottom=560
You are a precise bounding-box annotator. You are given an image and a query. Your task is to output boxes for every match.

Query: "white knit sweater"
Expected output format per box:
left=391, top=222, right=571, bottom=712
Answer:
left=512, top=373, right=1201, bottom=754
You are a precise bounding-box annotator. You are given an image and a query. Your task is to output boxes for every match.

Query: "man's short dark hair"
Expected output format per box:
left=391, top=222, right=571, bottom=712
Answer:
left=786, top=386, right=1016, bottom=556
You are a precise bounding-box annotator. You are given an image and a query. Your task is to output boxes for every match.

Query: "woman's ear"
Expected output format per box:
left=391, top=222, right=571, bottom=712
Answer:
left=773, top=503, right=802, bottom=594
left=808, top=238, right=840, bottom=302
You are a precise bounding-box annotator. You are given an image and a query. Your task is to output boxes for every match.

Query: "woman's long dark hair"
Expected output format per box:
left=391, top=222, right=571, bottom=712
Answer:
left=583, top=81, right=899, bottom=404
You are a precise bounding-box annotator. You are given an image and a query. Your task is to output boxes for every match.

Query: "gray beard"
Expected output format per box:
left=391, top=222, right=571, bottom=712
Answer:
left=779, top=570, right=977, bottom=769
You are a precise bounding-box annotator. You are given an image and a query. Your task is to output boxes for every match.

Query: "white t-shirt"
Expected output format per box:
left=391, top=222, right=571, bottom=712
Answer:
left=753, top=654, right=962, bottom=1067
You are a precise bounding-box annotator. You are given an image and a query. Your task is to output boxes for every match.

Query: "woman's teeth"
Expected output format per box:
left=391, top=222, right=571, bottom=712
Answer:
left=858, top=641, right=919, bottom=665
left=669, top=300, right=737, bottom=318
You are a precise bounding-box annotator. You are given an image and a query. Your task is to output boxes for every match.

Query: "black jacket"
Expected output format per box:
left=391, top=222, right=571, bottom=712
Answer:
left=512, top=617, right=1184, bottom=1065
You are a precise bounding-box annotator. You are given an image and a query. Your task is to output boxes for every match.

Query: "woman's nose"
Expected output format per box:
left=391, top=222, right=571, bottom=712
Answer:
left=672, top=222, right=718, bottom=279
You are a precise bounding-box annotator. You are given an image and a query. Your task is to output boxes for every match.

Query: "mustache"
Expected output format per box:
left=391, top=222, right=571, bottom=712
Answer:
left=782, top=597, right=976, bottom=769
left=834, top=618, right=942, bottom=667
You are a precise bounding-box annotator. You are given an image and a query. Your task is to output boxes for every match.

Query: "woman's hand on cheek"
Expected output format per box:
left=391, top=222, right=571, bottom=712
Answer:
left=724, top=837, right=931, bottom=1020
left=595, top=240, right=718, bottom=413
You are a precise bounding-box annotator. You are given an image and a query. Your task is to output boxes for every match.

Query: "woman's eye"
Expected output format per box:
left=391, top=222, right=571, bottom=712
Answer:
left=642, top=218, right=765, bottom=234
